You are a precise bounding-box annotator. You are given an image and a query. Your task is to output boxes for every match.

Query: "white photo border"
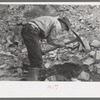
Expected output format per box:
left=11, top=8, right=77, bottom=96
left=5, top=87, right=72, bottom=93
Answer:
left=0, top=2, right=100, bottom=98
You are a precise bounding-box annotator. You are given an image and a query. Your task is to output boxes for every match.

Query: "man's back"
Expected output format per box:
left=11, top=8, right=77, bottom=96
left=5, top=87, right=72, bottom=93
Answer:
left=30, top=16, right=61, bottom=38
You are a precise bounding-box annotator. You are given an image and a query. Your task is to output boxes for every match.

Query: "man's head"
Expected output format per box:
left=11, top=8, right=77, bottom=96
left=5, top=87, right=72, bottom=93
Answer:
left=58, top=17, right=71, bottom=31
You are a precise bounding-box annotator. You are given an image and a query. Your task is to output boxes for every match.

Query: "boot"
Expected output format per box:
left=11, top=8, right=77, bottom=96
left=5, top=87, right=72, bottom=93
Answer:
left=27, top=67, right=41, bottom=81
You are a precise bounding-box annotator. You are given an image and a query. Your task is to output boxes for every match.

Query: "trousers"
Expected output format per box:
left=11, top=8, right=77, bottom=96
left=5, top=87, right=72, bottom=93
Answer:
left=21, top=24, right=43, bottom=68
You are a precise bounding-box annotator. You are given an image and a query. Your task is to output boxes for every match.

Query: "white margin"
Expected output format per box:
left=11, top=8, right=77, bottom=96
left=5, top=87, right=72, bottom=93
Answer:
left=0, top=2, right=100, bottom=98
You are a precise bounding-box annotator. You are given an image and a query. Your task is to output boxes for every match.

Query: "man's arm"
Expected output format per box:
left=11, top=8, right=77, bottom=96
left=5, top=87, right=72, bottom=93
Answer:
left=47, top=38, right=65, bottom=47
left=47, top=26, right=65, bottom=47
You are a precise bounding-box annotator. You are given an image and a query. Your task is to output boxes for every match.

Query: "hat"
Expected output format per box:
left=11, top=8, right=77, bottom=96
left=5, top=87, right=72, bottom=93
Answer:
left=58, top=17, right=71, bottom=31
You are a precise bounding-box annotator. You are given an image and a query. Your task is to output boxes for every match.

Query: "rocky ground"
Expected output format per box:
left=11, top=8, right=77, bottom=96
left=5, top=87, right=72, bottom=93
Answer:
left=42, top=38, right=100, bottom=81
left=1, top=36, right=100, bottom=81
left=0, top=5, right=100, bottom=81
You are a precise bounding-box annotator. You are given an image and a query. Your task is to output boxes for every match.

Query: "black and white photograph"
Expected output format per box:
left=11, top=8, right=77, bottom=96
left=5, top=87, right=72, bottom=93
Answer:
left=0, top=3, right=100, bottom=82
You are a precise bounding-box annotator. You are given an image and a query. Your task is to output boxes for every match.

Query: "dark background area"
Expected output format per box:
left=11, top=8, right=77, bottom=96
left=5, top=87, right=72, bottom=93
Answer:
left=0, top=98, right=100, bottom=100
left=0, top=0, right=99, bottom=2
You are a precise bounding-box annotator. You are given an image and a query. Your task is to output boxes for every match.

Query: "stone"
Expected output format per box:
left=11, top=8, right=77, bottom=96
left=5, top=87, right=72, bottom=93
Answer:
left=83, top=57, right=94, bottom=65
left=97, top=68, right=100, bottom=74
left=71, top=78, right=82, bottom=82
left=75, top=53, right=82, bottom=58
left=45, top=63, right=50, bottom=68
left=89, top=65, right=94, bottom=72
left=49, top=51, right=55, bottom=54
left=68, top=43, right=74, bottom=48
left=12, top=73, right=19, bottom=77
left=0, top=77, right=22, bottom=81
left=71, top=56, right=82, bottom=65
left=0, top=70, right=7, bottom=77
left=95, top=63, right=100, bottom=74
left=4, top=65, right=12, bottom=70
left=90, top=72, right=100, bottom=81
left=0, top=64, right=7, bottom=69
left=22, top=48, right=27, bottom=53
left=95, top=51, right=100, bottom=62
left=63, top=39, right=70, bottom=43
left=81, top=37, right=91, bottom=51
left=49, top=52, right=56, bottom=58
left=45, top=75, right=67, bottom=81
left=90, top=51, right=96, bottom=57
left=90, top=40, right=100, bottom=48
left=61, top=53, right=70, bottom=61
left=95, top=63, right=100, bottom=69
left=78, top=71, right=90, bottom=81
left=17, top=19, right=22, bottom=25
left=22, top=21, right=28, bottom=25
left=79, top=43, right=83, bottom=51
left=17, top=68, right=23, bottom=74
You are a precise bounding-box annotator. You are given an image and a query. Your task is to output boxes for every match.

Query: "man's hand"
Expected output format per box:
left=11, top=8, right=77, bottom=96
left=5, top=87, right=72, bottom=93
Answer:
left=58, top=42, right=66, bottom=47
left=42, top=42, right=66, bottom=55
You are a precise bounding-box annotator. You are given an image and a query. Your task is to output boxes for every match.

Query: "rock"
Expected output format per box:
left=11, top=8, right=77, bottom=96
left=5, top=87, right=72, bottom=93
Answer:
left=89, top=65, right=94, bottom=72
left=0, top=64, right=7, bottom=69
left=95, top=63, right=100, bottom=68
left=75, top=53, right=83, bottom=59
left=0, top=77, right=22, bottom=81
left=49, top=52, right=56, bottom=58
left=90, top=51, right=96, bottom=57
left=81, top=37, right=91, bottom=51
left=71, top=56, right=82, bottom=65
left=12, top=73, right=19, bottom=77
left=4, top=65, right=12, bottom=70
left=95, top=51, right=100, bottom=62
left=79, top=43, right=83, bottom=51
left=17, top=61, right=23, bottom=68
left=61, top=53, right=70, bottom=61
left=0, top=60, right=4, bottom=65
left=0, top=51, right=14, bottom=57
left=22, top=21, right=28, bottom=25
left=71, top=78, right=81, bottom=82
left=0, top=70, right=7, bottom=77
left=93, top=65, right=98, bottom=72
left=97, top=68, right=100, bottom=74
left=95, top=63, right=100, bottom=74
left=45, top=63, right=50, bottom=68
left=22, top=48, right=27, bottom=53
left=83, top=57, right=94, bottom=65
left=14, top=57, right=18, bottom=62
left=17, top=68, right=23, bottom=74
left=14, top=63, right=19, bottom=68
left=68, top=43, right=74, bottom=48
left=23, top=70, right=28, bottom=74
left=90, top=72, right=100, bottom=81
left=78, top=71, right=90, bottom=81
left=17, top=19, right=22, bottom=25
left=90, top=40, right=100, bottom=48
left=63, top=39, right=70, bottom=43
left=45, top=75, right=67, bottom=81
